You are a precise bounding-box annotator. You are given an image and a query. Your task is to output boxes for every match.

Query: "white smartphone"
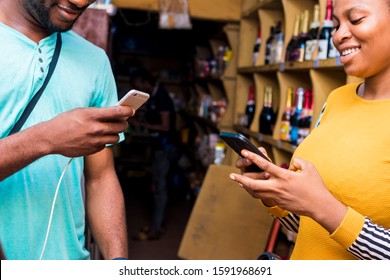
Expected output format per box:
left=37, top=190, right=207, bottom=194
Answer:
left=117, top=89, right=150, bottom=111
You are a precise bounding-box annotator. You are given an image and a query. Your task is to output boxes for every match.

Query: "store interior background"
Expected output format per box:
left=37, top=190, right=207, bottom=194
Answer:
left=74, top=0, right=294, bottom=260
left=110, top=8, right=237, bottom=260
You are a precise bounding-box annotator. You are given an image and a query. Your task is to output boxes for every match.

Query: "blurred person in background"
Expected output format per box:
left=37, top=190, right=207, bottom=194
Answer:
left=130, top=68, right=180, bottom=241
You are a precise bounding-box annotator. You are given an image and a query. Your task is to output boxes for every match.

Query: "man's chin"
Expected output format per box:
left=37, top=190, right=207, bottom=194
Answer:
left=47, top=21, right=75, bottom=33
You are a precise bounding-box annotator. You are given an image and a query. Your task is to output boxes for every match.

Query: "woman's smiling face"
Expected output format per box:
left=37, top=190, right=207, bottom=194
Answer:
left=332, top=0, right=390, bottom=78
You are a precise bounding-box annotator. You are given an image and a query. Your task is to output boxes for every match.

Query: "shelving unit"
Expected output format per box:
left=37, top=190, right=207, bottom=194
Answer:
left=193, top=23, right=239, bottom=129
left=226, top=0, right=364, bottom=258
left=231, top=0, right=363, bottom=168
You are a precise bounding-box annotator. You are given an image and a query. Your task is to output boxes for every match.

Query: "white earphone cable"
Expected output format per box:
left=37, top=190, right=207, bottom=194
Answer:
left=39, top=157, right=74, bottom=260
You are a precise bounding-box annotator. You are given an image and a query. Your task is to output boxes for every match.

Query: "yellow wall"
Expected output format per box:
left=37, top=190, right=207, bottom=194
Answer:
left=112, top=0, right=241, bottom=21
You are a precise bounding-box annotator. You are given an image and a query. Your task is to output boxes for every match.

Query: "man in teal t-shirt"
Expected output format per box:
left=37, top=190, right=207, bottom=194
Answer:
left=0, top=0, right=133, bottom=259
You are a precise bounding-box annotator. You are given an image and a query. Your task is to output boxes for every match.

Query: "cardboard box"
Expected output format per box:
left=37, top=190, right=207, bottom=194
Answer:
left=178, top=164, right=274, bottom=259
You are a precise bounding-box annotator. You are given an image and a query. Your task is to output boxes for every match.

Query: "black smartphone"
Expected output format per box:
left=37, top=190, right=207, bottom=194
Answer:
left=219, top=131, right=270, bottom=172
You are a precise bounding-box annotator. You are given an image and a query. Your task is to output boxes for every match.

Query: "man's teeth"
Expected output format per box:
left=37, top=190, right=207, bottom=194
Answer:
left=342, top=48, right=360, bottom=56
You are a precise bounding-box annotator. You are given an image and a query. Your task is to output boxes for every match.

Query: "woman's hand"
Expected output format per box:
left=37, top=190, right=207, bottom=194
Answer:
left=230, top=149, right=348, bottom=233
left=235, top=147, right=275, bottom=207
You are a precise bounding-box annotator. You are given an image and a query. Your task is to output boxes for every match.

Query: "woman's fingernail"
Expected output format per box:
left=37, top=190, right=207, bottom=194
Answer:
left=242, top=151, right=248, bottom=156
left=229, top=174, right=235, bottom=180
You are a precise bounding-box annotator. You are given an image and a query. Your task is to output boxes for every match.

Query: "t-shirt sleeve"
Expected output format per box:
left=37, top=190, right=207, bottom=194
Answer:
left=91, top=51, right=124, bottom=143
left=91, top=52, right=118, bottom=108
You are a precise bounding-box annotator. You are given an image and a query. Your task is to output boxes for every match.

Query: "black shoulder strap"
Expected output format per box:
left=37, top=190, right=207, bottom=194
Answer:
left=9, top=32, right=62, bottom=136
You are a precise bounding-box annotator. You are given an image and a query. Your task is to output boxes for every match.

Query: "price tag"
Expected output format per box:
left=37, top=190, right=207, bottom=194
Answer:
left=275, top=140, right=282, bottom=149
left=335, top=56, right=341, bottom=66
left=279, top=62, right=285, bottom=72
left=313, top=59, right=319, bottom=69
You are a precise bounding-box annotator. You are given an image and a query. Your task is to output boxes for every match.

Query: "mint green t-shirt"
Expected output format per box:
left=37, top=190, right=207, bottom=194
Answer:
left=0, top=23, right=120, bottom=259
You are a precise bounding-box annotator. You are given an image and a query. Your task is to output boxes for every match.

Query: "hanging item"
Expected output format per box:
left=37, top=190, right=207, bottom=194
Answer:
left=159, top=0, right=192, bottom=29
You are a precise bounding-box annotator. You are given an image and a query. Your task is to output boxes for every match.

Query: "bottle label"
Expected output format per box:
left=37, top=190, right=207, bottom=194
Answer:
left=297, top=47, right=305, bottom=62
left=280, top=121, right=291, bottom=141
left=290, top=127, right=299, bottom=145
left=265, top=43, right=272, bottom=64
left=304, top=39, right=317, bottom=61
left=298, top=128, right=310, bottom=145
left=274, top=41, right=284, bottom=64
left=317, top=39, right=328, bottom=60
left=253, top=52, right=259, bottom=65
left=290, top=49, right=301, bottom=62
left=327, top=39, right=338, bottom=58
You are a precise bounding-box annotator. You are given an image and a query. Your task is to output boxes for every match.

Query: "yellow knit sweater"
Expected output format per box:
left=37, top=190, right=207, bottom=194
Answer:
left=269, top=83, right=390, bottom=259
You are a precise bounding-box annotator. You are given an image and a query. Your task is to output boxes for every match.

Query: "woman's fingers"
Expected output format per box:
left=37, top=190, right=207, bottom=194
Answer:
left=236, top=157, right=252, bottom=169
left=241, top=149, right=284, bottom=177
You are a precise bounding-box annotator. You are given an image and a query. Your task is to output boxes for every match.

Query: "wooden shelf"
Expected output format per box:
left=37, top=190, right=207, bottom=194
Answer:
left=242, top=0, right=284, bottom=18
left=238, top=58, right=344, bottom=74
left=232, top=1, right=356, bottom=166
left=238, top=64, right=280, bottom=74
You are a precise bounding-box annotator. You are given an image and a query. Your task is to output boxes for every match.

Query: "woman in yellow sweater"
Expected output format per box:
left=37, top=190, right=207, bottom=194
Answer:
left=229, top=0, right=390, bottom=259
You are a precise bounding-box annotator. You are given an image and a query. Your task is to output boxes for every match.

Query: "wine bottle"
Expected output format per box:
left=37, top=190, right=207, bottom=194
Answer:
left=259, top=86, right=275, bottom=135
left=297, top=89, right=313, bottom=145
left=253, top=27, right=262, bottom=65
left=216, top=45, right=225, bottom=77
left=317, top=0, right=334, bottom=60
left=270, top=21, right=284, bottom=64
left=264, top=26, right=274, bottom=65
left=245, top=85, right=256, bottom=128
left=285, top=14, right=301, bottom=62
left=305, top=4, right=320, bottom=61
left=274, top=32, right=284, bottom=64
left=296, top=10, right=309, bottom=62
left=280, top=87, right=294, bottom=141
left=223, top=46, right=232, bottom=70
left=290, top=87, right=304, bottom=145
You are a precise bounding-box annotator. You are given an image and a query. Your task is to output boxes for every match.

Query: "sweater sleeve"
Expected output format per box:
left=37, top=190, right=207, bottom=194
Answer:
left=331, top=207, right=390, bottom=259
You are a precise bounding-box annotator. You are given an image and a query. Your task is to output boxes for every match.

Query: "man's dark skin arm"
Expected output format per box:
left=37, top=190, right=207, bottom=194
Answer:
left=0, top=106, right=134, bottom=181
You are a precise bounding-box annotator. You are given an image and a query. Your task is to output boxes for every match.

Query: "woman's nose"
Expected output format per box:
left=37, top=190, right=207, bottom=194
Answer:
left=332, top=23, right=352, bottom=48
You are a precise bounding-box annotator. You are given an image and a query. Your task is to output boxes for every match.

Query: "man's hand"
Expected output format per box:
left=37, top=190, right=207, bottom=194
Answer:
left=39, top=106, right=135, bottom=157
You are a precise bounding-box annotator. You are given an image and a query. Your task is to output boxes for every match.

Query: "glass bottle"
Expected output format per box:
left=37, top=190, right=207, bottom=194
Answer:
left=216, top=45, right=225, bottom=77
left=245, top=85, right=256, bottom=128
left=297, top=89, right=313, bottom=145
left=280, top=87, right=294, bottom=141
left=290, top=87, right=304, bottom=145
left=270, top=21, right=284, bottom=64
left=285, top=14, right=301, bottom=62
left=305, top=4, right=320, bottom=61
left=317, top=0, right=334, bottom=60
left=253, top=27, right=262, bottom=65
left=264, top=26, right=274, bottom=65
left=296, top=10, right=309, bottom=62
left=259, top=86, right=275, bottom=135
